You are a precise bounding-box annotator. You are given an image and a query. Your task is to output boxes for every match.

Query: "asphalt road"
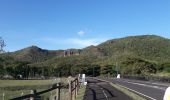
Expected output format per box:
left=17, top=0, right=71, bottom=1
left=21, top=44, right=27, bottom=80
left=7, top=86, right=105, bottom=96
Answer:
left=100, top=78, right=169, bottom=100
left=83, top=78, right=132, bottom=100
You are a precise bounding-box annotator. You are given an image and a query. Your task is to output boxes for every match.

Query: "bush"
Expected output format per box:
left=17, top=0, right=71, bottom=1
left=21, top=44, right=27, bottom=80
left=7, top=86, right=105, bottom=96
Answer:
left=121, top=57, right=157, bottom=76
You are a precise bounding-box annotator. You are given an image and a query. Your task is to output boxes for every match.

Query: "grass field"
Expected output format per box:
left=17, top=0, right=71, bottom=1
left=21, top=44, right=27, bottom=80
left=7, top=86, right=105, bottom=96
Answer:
left=0, top=80, right=53, bottom=87
left=0, top=78, right=73, bottom=100
left=76, top=86, right=86, bottom=100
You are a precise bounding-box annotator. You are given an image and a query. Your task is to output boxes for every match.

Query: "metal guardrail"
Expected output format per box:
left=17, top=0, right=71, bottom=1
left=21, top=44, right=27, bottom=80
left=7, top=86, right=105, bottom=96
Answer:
left=123, top=75, right=170, bottom=83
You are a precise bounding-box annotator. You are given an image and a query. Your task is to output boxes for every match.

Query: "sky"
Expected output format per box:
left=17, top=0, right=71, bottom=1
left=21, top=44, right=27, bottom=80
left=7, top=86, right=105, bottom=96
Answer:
left=0, top=0, right=170, bottom=52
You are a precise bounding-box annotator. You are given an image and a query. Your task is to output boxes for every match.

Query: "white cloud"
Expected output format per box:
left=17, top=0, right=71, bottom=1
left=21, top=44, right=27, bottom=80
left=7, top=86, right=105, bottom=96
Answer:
left=77, top=31, right=85, bottom=35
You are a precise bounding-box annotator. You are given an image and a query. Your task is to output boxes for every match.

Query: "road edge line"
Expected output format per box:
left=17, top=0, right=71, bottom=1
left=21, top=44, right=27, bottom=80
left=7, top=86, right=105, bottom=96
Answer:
left=116, top=84, right=156, bottom=100
left=92, top=77, right=153, bottom=100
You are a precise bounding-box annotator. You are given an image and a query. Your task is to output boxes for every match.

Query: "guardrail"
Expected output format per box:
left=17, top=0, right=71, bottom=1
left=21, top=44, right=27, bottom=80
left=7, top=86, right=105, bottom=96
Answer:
left=123, top=75, right=170, bottom=83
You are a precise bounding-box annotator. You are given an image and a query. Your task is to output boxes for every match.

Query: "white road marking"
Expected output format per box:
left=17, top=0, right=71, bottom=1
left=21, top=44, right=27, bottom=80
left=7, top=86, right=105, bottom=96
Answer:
left=125, top=79, right=170, bottom=87
left=100, top=88, right=108, bottom=100
left=103, top=90, right=108, bottom=100
left=95, top=78, right=161, bottom=100
left=150, top=82, right=169, bottom=87
left=122, top=80, right=166, bottom=91
left=117, top=84, right=157, bottom=100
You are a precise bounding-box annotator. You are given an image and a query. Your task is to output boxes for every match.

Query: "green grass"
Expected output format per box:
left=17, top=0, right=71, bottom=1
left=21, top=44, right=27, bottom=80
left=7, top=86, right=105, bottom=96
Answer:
left=153, top=72, right=170, bottom=77
left=0, top=80, right=53, bottom=100
left=0, top=90, right=30, bottom=100
left=76, top=86, right=86, bottom=100
left=0, top=80, right=53, bottom=87
left=39, top=88, right=69, bottom=100
left=0, top=78, right=74, bottom=100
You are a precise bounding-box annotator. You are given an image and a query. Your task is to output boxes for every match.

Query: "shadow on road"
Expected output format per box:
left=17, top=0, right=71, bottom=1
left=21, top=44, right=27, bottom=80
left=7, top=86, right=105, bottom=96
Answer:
left=83, top=78, right=132, bottom=100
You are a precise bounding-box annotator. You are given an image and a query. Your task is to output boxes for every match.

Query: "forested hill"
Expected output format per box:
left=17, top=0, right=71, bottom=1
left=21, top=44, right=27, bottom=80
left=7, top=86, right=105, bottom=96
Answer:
left=1, top=46, right=64, bottom=62
left=3, top=35, right=170, bottom=63
left=1, top=35, right=170, bottom=78
left=94, top=35, right=170, bottom=63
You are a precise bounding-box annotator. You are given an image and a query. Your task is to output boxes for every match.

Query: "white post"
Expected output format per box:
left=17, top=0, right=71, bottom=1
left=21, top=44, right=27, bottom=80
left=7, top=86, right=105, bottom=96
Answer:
left=30, top=90, right=34, bottom=100
left=3, top=93, right=5, bottom=100
left=21, top=92, right=24, bottom=96
left=164, top=87, right=170, bottom=100
left=82, top=74, right=85, bottom=85
left=117, top=74, right=120, bottom=79
left=82, top=74, right=87, bottom=85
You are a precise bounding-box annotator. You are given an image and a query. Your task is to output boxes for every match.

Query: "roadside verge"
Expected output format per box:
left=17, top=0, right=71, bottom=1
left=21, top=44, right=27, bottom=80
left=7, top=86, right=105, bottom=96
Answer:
left=75, top=85, right=87, bottom=100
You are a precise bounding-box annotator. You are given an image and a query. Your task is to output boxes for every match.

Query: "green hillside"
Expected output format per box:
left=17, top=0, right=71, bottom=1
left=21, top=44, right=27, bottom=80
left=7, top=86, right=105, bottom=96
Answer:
left=1, top=35, right=170, bottom=78
left=97, top=35, right=170, bottom=63
left=2, top=46, right=64, bottom=62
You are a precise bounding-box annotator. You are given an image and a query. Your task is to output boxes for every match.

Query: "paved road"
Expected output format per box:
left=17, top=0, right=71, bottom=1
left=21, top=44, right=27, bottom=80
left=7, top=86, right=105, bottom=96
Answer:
left=100, top=78, right=169, bottom=100
left=83, top=78, right=132, bottom=100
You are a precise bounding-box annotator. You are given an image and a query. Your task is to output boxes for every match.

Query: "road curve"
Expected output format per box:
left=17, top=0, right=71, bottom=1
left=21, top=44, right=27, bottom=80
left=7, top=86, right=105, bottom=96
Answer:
left=83, top=78, right=132, bottom=100
left=100, top=78, right=169, bottom=100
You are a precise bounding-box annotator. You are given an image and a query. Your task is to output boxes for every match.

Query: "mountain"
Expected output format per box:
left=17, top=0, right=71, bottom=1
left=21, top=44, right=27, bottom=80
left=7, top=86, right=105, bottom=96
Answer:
left=82, top=35, right=170, bottom=63
left=1, top=46, right=83, bottom=62
left=26, top=35, right=170, bottom=68
left=2, top=35, right=170, bottom=63
left=1, top=35, right=170, bottom=77
left=2, top=46, right=64, bottom=62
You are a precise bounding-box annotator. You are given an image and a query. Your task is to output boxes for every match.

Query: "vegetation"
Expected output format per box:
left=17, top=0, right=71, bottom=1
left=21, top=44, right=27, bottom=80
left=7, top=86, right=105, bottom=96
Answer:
left=0, top=80, right=52, bottom=100
left=121, top=57, right=157, bottom=76
left=76, top=86, right=87, bottom=100
left=0, top=78, right=72, bottom=100
left=1, top=35, right=170, bottom=78
left=0, top=90, right=30, bottom=100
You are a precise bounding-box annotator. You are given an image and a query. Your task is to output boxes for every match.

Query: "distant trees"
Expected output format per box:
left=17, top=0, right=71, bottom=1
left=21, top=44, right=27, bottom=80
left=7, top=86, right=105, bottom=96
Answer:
left=100, top=65, right=113, bottom=75
left=0, top=37, right=6, bottom=53
left=121, top=57, right=157, bottom=76
left=1, top=35, right=170, bottom=78
left=157, top=63, right=170, bottom=73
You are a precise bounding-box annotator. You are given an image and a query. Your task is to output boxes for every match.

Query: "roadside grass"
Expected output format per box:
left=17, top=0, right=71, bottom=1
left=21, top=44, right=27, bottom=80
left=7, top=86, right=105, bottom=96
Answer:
left=0, top=90, right=30, bottom=100
left=0, top=80, right=53, bottom=87
left=110, top=83, right=146, bottom=100
left=76, top=85, right=87, bottom=100
left=0, top=78, right=71, bottom=88
left=39, top=88, right=69, bottom=100
left=152, top=72, right=170, bottom=77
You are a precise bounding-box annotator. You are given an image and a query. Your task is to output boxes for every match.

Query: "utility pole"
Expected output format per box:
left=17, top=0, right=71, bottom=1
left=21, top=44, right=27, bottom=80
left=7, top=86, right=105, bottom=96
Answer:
left=0, top=37, right=5, bottom=53
left=93, top=66, right=94, bottom=77
left=115, top=55, right=119, bottom=76
left=116, top=62, right=118, bottom=75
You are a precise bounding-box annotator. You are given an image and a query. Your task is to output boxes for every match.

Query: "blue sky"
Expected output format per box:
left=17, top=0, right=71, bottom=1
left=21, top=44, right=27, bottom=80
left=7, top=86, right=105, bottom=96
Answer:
left=0, top=0, right=170, bottom=51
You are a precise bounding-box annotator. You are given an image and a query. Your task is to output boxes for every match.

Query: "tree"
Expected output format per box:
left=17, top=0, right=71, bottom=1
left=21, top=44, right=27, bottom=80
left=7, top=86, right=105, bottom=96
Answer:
left=100, top=65, right=113, bottom=75
left=121, top=57, right=157, bottom=76
left=0, top=37, right=6, bottom=53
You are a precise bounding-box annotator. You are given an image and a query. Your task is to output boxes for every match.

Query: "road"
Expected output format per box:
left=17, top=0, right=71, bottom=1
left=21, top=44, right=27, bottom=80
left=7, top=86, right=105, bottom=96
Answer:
left=83, top=78, right=132, bottom=100
left=100, top=78, right=169, bottom=100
